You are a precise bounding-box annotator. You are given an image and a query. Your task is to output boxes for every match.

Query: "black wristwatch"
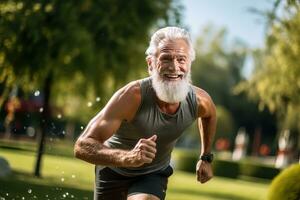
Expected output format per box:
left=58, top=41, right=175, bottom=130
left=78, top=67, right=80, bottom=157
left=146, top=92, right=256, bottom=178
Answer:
left=200, top=153, right=214, bottom=163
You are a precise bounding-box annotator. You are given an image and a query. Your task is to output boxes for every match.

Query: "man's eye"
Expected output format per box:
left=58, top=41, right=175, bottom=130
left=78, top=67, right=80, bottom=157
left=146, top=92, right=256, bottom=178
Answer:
left=178, top=58, right=186, bottom=63
left=162, top=58, right=172, bottom=62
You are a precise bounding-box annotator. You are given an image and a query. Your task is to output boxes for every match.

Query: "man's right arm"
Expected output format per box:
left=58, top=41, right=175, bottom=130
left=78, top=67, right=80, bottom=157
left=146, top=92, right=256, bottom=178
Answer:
left=74, top=81, right=157, bottom=167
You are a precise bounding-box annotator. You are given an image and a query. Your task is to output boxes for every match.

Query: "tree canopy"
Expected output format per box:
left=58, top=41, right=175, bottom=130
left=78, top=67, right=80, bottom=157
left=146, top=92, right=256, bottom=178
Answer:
left=236, top=1, right=300, bottom=132
left=0, top=0, right=182, bottom=176
left=187, top=25, right=278, bottom=151
left=0, top=0, right=182, bottom=121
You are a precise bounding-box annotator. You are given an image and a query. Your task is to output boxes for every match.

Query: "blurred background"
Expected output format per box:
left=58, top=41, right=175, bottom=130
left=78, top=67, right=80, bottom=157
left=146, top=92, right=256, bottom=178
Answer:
left=0, top=0, right=299, bottom=199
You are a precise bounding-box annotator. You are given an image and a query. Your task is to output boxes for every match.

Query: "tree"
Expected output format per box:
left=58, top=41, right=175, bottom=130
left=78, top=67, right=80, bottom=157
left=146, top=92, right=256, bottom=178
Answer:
left=0, top=0, right=182, bottom=176
left=191, top=25, right=277, bottom=151
left=192, top=25, right=274, bottom=144
left=236, top=1, right=300, bottom=133
left=235, top=1, right=300, bottom=159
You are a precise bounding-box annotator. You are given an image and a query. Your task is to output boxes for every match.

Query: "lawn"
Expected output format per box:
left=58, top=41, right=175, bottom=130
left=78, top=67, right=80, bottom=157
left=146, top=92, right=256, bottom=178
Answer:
left=0, top=139, right=270, bottom=200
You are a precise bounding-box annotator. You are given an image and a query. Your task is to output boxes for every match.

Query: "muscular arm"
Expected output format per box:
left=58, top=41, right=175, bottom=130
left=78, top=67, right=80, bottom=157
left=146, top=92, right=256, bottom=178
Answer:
left=194, top=87, right=217, bottom=155
left=193, top=86, right=217, bottom=184
left=74, top=81, right=157, bottom=167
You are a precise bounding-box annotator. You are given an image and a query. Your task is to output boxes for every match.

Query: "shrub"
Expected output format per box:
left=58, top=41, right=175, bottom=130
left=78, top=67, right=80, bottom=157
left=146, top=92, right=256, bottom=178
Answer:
left=212, top=159, right=239, bottom=178
left=267, top=164, right=300, bottom=200
left=173, top=149, right=240, bottom=178
left=172, top=149, right=198, bottom=172
left=239, top=162, right=281, bottom=179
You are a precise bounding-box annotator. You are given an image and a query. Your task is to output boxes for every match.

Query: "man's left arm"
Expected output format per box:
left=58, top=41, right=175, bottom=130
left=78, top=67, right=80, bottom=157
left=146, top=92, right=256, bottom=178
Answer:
left=194, top=87, right=217, bottom=184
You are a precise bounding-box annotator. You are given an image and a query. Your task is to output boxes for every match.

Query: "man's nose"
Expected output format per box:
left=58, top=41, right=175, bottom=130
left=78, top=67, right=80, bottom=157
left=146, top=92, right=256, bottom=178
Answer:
left=168, top=59, right=180, bottom=71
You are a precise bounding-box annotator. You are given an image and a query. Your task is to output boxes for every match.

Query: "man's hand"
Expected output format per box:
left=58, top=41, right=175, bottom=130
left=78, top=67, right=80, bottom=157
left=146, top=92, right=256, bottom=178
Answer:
left=124, top=135, right=157, bottom=167
left=196, top=160, right=213, bottom=183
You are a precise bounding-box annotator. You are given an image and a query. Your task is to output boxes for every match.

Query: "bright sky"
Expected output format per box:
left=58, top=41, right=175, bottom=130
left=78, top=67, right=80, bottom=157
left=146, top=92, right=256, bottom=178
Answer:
left=182, top=0, right=275, bottom=48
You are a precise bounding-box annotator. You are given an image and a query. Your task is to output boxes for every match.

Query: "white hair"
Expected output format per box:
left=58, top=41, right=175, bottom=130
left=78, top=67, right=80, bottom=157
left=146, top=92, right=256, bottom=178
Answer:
left=145, top=26, right=195, bottom=61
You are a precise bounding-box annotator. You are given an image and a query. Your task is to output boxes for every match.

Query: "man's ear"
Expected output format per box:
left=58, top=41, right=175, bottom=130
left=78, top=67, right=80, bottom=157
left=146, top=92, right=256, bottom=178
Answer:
left=146, top=57, right=153, bottom=74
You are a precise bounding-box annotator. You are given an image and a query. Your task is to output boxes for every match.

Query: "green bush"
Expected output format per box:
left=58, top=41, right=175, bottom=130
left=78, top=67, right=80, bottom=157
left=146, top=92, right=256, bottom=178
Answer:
left=268, top=164, right=300, bottom=200
left=173, top=149, right=239, bottom=178
left=213, top=159, right=240, bottom=178
left=172, top=149, right=198, bottom=172
left=239, top=162, right=281, bottom=179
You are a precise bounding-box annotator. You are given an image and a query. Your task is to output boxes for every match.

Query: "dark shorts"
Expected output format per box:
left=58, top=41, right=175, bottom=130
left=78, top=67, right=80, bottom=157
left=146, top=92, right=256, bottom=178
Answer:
left=94, top=166, right=173, bottom=200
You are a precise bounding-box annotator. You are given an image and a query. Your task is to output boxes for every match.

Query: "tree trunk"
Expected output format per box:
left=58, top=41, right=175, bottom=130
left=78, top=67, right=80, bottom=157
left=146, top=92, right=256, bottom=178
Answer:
left=34, top=71, right=53, bottom=177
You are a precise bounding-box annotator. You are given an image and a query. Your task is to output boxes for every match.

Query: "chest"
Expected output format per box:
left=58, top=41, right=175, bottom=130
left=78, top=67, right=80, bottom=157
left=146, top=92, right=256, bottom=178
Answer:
left=131, top=105, right=195, bottom=144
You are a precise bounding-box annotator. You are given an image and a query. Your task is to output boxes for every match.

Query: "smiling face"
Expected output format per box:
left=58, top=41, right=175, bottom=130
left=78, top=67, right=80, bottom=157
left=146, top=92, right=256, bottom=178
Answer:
left=155, top=39, right=191, bottom=80
left=148, top=39, right=192, bottom=103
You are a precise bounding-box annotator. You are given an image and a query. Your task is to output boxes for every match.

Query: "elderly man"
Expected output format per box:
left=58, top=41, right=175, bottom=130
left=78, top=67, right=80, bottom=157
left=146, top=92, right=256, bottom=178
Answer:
left=74, top=26, right=216, bottom=200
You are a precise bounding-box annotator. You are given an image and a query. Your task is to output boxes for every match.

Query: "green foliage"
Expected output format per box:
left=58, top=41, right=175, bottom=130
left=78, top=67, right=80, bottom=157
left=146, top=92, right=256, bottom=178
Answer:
left=173, top=149, right=280, bottom=180
left=172, top=148, right=198, bottom=172
left=236, top=2, right=300, bottom=133
left=213, top=159, right=240, bottom=178
left=215, top=106, right=235, bottom=140
left=0, top=0, right=182, bottom=121
left=267, top=164, right=300, bottom=200
left=192, top=26, right=245, bottom=106
left=191, top=25, right=277, bottom=142
left=239, top=161, right=280, bottom=179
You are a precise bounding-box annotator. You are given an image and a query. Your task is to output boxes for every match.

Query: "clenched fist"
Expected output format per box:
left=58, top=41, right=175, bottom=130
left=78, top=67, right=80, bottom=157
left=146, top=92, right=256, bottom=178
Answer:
left=196, top=160, right=213, bottom=184
left=124, top=135, right=157, bottom=167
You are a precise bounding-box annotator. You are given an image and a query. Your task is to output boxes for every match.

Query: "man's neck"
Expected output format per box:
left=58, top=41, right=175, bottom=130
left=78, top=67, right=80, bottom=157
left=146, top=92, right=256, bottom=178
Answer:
left=155, top=96, right=180, bottom=115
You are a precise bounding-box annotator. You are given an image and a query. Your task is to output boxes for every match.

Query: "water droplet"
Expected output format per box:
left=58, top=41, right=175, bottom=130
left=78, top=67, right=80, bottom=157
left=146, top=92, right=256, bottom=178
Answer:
left=6, top=193, right=9, bottom=196
left=87, top=102, right=93, bottom=107
left=22, top=197, right=25, bottom=200
left=28, top=189, right=32, bottom=193
left=33, top=196, right=37, bottom=199
left=62, top=130, right=66, bottom=135
left=65, top=192, right=69, bottom=196
left=39, top=107, right=44, bottom=112
left=27, top=127, right=35, bottom=137
left=71, top=195, right=74, bottom=198
left=34, top=90, right=40, bottom=96
left=80, top=126, right=84, bottom=130
left=57, top=114, right=62, bottom=119
left=96, top=97, right=101, bottom=102
left=61, top=178, right=65, bottom=182
left=45, top=195, right=48, bottom=197
left=62, top=194, right=66, bottom=198
left=71, top=174, right=76, bottom=178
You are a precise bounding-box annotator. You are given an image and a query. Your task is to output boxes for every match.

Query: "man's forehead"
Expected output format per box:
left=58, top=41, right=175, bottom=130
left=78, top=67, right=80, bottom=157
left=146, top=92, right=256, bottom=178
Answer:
left=157, top=39, right=189, bottom=55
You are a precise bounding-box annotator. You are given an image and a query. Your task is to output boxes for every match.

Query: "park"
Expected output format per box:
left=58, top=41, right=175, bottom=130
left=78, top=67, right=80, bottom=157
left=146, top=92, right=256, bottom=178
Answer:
left=0, top=0, right=300, bottom=200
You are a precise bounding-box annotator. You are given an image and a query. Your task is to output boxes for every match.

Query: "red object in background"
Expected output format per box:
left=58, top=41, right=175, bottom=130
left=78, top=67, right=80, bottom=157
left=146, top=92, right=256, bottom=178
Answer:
left=259, top=144, right=270, bottom=156
left=215, top=137, right=230, bottom=151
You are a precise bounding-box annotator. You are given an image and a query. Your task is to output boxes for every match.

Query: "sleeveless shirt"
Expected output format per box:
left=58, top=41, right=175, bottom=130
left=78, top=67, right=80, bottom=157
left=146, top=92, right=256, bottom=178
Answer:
left=103, top=77, right=198, bottom=176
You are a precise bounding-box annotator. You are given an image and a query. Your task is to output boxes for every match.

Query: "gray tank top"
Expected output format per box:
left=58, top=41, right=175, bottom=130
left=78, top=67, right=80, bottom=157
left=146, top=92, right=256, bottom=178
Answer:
left=104, top=77, right=198, bottom=176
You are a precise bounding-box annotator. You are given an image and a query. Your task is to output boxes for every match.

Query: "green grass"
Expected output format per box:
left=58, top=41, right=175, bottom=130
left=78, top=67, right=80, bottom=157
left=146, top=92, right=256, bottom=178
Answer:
left=0, top=140, right=271, bottom=200
left=168, top=172, right=269, bottom=200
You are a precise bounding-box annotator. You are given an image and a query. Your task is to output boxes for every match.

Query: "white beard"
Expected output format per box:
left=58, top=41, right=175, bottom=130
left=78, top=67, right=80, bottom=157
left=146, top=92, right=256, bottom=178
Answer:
left=151, top=68, right=191, bottom=103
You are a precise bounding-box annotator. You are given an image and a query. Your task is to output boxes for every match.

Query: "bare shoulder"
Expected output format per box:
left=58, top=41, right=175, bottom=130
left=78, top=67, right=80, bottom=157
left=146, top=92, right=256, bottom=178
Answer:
left=191, top=85, right=216, bottom=118
left=103, top=80, right=141, bottom=121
